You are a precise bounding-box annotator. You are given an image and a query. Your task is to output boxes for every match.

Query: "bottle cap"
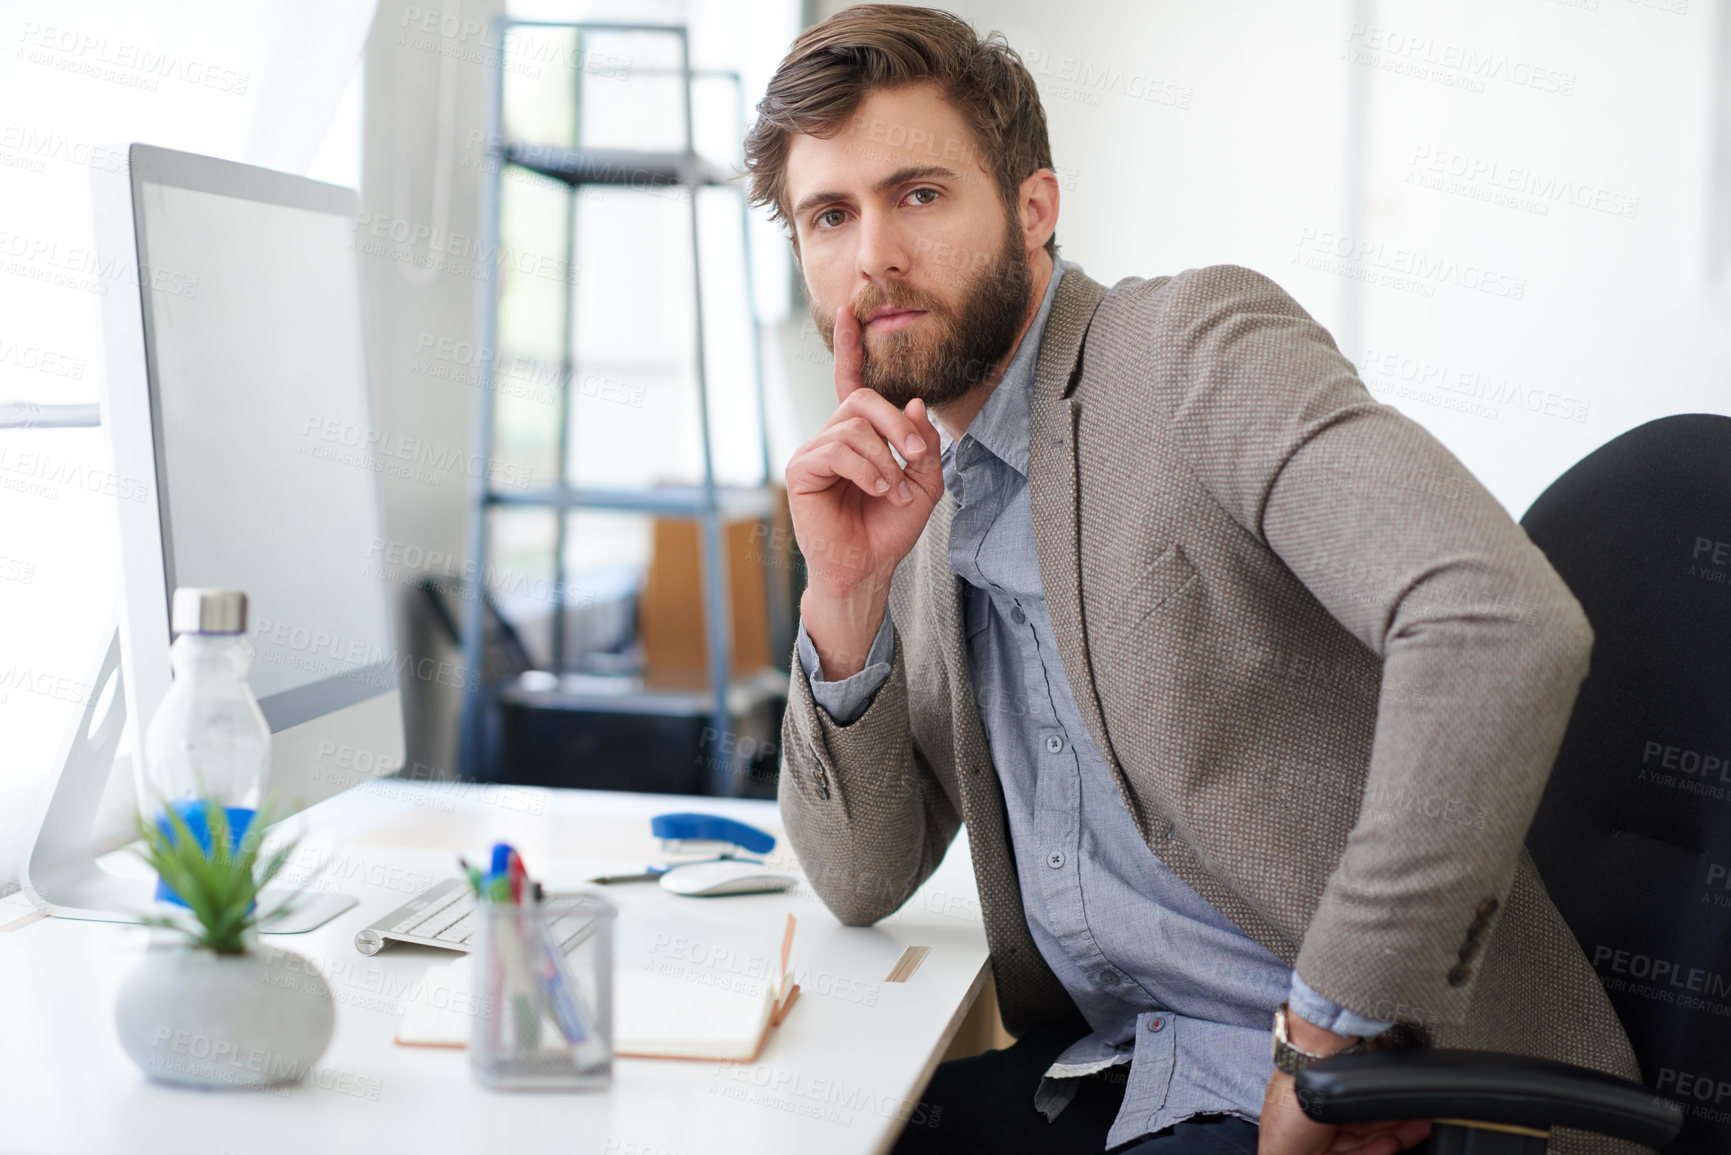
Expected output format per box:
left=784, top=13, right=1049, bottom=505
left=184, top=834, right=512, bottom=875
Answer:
left=170, top=588, right=248, bottom=635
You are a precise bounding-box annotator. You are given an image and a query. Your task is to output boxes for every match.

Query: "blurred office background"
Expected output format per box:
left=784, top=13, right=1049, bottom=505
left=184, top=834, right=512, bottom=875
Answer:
left=1, top=0, right=1726, bottom=894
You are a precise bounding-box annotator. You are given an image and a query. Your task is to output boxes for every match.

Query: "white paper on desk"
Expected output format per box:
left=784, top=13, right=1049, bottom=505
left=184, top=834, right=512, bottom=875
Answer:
left=611, top=968, right=779, bottom=1060
left=397, top=911, right=795, bottom=1061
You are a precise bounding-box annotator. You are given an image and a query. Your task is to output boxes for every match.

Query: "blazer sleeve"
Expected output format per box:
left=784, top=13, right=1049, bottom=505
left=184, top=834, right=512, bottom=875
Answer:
left=777, top=617, right=962, bottom=927
left=1146, top=264, right=1593, bottom=1030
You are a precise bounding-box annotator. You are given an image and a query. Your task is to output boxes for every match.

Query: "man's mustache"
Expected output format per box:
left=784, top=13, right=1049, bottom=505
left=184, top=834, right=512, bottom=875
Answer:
left=850, top=286, right=948, bottom=328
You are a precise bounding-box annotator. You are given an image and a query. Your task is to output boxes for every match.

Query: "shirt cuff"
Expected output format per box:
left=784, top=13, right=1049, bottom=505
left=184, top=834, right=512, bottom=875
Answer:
left=1287, top=972, right=1396, bottom=1039
left=795, top=611, right=894, bottom=726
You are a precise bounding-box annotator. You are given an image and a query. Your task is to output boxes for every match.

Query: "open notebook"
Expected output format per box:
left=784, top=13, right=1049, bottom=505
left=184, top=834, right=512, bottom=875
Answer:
left=397, top=911, right=801, bottom=1063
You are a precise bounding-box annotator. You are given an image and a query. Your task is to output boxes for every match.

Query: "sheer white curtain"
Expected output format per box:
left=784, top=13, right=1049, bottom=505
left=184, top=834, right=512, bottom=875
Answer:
left=0, top=0, right=377, bottom=899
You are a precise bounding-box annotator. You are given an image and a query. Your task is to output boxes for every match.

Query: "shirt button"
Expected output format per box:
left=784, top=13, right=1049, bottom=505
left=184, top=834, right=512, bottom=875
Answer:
left=1010, top=605, right=1027, bottom=625
left=1046, top=851, right=1065, bottom=869
left=1045, top=734, right=1064, bottom=754
left=1146, top=1016, right=1165, bottom=1033
left=1100, top=970, right=1120, bottom=986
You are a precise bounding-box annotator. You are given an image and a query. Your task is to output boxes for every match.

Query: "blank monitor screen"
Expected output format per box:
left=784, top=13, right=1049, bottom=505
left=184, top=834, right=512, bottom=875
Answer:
left=132, top=154, right=394, bottom=732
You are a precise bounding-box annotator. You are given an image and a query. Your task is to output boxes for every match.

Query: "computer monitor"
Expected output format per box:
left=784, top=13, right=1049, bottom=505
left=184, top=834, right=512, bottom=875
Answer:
left=21, top=144, right=404, bottom=930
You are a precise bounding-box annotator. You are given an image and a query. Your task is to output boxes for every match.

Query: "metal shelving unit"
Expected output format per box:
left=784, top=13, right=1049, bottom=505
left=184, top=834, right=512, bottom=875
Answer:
left=458, top=19, right=789, bottom=795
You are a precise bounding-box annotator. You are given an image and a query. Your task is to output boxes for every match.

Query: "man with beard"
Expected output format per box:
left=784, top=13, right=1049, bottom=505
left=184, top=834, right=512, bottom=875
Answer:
left=744, top=7, right=1644, bottom=1155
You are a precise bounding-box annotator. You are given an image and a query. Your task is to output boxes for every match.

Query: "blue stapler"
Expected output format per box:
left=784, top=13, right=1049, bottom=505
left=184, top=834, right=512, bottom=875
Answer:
left=587, top=812, right=796, bottom=897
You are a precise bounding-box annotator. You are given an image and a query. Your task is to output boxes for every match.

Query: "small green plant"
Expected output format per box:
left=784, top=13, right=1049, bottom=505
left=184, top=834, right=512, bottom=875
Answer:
left=131, top=795, right=302, bottom=955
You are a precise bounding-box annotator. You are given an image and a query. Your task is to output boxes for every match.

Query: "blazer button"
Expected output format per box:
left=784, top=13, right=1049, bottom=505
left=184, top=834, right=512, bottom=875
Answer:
left=1458, top=938, right=1483, bottom=962
left=1448, top=963, right=1473, bottom=987
left=1476, top=897, right=1499, bottom=919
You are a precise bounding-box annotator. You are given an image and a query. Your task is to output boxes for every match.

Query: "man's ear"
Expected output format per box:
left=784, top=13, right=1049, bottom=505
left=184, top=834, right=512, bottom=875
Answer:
left=1017, top=168, right=1060, bottom=257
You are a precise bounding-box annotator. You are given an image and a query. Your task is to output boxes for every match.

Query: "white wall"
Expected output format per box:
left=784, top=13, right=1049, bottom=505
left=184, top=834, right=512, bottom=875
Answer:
left=792, top=0, right=1730, bottom=519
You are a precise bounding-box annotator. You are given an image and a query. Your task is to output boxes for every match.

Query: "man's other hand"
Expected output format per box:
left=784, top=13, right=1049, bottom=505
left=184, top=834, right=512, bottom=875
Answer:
left=1258, top=1013, right=1431, bottom=1155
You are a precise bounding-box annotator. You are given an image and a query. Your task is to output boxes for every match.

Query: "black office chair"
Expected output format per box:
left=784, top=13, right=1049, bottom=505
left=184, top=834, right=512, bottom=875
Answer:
left=1297, top=414, right=1731, bottom=1154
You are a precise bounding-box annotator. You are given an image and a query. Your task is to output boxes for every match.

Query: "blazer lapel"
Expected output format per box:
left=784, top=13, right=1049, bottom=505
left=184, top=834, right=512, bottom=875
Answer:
left=1027, top=269, right=1121, bottom=778
left=923, top=494, right=984, bottom=773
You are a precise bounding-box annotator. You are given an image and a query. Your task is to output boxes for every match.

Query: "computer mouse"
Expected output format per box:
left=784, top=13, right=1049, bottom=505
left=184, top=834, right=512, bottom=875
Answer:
left=658, top=859, right=797, bottom=897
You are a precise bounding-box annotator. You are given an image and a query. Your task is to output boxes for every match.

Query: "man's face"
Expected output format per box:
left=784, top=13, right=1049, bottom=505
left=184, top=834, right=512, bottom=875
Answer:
left=786, top=83, right=1036, bottom=409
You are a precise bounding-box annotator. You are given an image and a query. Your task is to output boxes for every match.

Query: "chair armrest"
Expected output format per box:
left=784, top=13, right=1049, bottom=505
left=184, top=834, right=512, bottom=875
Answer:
left=1294, top=1049, right=1684, bottom=1149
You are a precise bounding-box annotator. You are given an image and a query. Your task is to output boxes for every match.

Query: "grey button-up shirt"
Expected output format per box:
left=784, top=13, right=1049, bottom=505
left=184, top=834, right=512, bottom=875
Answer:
left=796, top=258, right=1392, bottom=1148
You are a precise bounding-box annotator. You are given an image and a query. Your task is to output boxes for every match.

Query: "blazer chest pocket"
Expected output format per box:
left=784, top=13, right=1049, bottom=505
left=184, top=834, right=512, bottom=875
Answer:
left=1115, top=542, right=1199, bottom=630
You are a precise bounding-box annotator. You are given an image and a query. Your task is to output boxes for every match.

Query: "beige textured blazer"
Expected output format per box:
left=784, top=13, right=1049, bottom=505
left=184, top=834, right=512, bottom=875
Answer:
left=777, top=265, right=1646, bottom=1155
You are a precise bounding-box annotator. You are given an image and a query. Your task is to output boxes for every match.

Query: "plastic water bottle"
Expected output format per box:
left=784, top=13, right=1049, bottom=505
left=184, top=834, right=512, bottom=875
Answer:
left=143, top=588, right=269, bottom=906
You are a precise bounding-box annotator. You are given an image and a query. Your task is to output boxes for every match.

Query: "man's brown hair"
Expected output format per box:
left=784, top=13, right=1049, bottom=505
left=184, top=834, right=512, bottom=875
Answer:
left=743, top=4, right=1058, bottom=258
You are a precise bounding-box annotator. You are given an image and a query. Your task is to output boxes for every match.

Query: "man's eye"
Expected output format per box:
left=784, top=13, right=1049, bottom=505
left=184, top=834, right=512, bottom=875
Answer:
left=816, top=209, right=847, bottom=229
left=907, top=187, right=939, bottom=206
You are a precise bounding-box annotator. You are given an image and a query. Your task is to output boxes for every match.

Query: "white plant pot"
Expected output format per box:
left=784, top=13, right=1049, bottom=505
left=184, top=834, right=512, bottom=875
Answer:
left=115, top=941, right=336, bottom=1088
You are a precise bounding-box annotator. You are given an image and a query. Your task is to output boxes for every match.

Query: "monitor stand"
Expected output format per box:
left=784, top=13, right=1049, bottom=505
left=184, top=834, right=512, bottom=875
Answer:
left=20, top=623, right=356, bottom=934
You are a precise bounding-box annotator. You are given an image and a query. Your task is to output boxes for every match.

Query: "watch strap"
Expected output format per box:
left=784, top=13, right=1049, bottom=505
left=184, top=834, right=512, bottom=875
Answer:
left=1272, top=1001, right=1368, bottom=1075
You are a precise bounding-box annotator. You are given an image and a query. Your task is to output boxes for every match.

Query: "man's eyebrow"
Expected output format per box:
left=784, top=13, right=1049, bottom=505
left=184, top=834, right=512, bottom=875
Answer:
left=790, top=165, right=964, bottom=222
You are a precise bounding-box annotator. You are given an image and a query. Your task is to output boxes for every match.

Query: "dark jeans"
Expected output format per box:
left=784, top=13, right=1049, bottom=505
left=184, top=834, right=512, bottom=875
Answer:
left=890, top=1026, right=1261, bottom=1155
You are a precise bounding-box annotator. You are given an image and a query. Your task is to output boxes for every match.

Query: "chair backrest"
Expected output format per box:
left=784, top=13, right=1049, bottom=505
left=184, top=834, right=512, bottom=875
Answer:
left=1520, top=413, right=1731, bottom=1155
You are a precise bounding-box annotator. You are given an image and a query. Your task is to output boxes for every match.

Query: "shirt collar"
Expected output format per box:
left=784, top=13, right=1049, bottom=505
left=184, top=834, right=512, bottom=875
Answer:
left=939, top=255, right=1072, bottom=482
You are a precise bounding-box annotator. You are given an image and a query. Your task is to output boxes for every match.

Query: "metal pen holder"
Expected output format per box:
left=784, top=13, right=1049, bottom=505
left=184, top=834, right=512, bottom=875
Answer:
left=470, top=891, right=614, bottom=1090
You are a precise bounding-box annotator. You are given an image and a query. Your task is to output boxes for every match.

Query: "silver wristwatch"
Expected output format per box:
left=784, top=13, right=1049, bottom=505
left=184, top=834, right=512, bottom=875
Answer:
left=1271, top=1001, right=1368, bottom=1075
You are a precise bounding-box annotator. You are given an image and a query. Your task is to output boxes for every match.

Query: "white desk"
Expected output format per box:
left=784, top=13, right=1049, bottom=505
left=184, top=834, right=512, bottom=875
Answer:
left=0, top=782, right=991, bottom=1155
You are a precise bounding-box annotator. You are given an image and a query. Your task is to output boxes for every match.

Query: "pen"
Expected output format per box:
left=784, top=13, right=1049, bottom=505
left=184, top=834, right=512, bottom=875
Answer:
left=530, top=911, right=608, bottom=1068
left=507, top=849, right=527, bottom=904
left=587, top=866, right=670, bottom=885
left=486, top=842, right=514, bottom=904
left=457, top=856, right=484, bottom=897
left=487, top=844, right=539, bottom=1049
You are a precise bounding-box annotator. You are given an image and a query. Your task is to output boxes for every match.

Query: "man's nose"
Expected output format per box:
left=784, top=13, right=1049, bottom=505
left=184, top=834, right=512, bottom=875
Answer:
left=854, top=210, right=911, bottom=281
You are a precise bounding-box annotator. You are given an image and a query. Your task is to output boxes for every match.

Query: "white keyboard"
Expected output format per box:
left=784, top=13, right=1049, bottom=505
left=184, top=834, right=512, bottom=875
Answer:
left=354, top=878, right=602, bottom=956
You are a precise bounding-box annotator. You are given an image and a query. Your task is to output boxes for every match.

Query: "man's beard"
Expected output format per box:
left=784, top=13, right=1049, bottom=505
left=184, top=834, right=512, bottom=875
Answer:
left=814, top=213, right=1033, bottom=410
